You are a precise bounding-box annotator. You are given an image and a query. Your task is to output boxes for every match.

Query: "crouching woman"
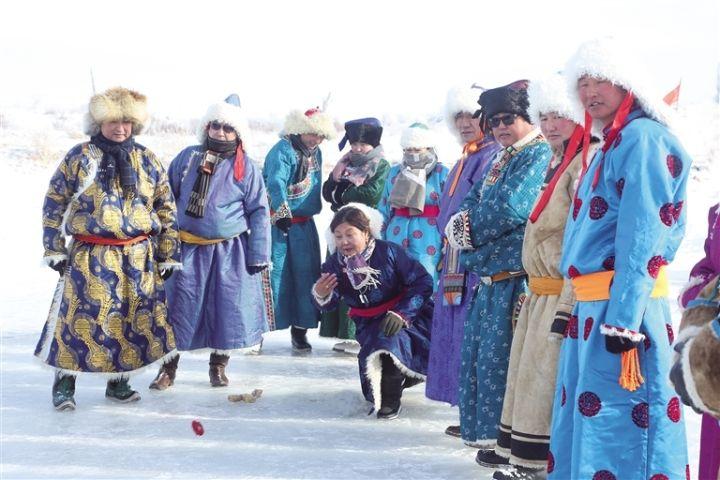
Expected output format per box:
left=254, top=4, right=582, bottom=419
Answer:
left=312, top=204, right=433, bottom=419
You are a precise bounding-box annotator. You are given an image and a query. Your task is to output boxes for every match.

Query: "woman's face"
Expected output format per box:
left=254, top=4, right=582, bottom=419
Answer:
left=333, top=222, right=369, bottom=257
left=350, top=142, right=373, bottom=154
left=577, top=75, right=627, bottom=126
left=539, top=112, right=577, bottom=150
left=100, top=120, right=133, bottom=142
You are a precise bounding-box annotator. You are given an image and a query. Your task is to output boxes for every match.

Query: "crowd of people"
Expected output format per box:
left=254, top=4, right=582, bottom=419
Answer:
left=33, top=38, right=719, bottom=479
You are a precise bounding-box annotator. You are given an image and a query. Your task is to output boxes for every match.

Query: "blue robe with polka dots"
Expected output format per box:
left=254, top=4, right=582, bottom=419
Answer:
left=457, top=133, right=552, bottom=444
left=378, top=163, right=449, bottom=287
left=548, top=109, right=689, bottom=480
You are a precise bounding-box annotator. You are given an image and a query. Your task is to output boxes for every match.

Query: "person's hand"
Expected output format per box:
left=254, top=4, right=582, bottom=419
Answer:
left=248, top=264, right=268, bottom=275
left=380, top=311, right=405, bottom=336
left=160, top=269, right=174, bottom=281
left=50, top=260, right=67, bottom=277
left=314, top=273, right=337, bottom=298
left=605, top=334, right=640, bottom=354
left=275, top=217, right=292, bottom=235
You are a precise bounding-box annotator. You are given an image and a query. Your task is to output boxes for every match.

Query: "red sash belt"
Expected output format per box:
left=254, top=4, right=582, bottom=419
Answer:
left=349, top=294, right=403, bottom=318
left=393, top=205, right=440, bottom=218
left=270, top=211, right=310, bottom=224
left=74, top=234, right=149, bottom=246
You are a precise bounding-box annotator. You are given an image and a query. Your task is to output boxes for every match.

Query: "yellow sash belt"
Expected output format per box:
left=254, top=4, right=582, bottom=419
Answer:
left=571, top=267, right=668, bottom=301
left=179, top=230, right=226, bottom=245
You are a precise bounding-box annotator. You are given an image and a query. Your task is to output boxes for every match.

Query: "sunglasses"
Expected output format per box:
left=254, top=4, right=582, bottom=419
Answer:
left=209, top=121, right=236, bottom=134
left=488, top=114, right=518, bottom=128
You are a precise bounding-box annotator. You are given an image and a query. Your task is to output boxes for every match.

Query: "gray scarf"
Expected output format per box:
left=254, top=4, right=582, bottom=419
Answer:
left=334, top=146, right=384, bottom=186
left=389, top=149, right=438, bottom=215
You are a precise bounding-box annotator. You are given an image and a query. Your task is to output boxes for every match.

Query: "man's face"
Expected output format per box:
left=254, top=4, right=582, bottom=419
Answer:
left=100, top=120, right=133, bottom=142
left=300, top=133, right=324, bottom=150
left=489, top=112, right=534, bottom=148
left=539, top=112, right=578, bottom=150
left=454, top=112, right=482, bottom=143
left=577, top=75, right=627, bottom=125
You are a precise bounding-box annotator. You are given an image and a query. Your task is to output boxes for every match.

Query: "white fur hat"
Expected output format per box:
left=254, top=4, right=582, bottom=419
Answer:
left=83, top=86, right=148, bottom=136
left=528, top=74, right=585, bottom=126
left=325, top=203, right=384, bottom=254
left=564, top=38, right=674, bottom=128
left=196, top=94, right=251, bottom=145
left=400, top=122, right=437, bottom=150
left=282, top=108, right=336, bottom=139
left=444, top=86, right=481, bottom=142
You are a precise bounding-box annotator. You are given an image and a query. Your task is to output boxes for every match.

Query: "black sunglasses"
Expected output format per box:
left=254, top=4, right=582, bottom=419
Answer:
left=488, top=114, right=518, bottom=128
left=209, top=121, right=236, bottom=134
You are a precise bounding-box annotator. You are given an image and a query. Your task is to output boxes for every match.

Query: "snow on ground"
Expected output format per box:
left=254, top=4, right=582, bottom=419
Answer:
left=0, top=109, right=716, bottom=478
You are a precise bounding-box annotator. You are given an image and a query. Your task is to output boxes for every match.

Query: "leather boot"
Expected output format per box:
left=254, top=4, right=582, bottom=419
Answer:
left=52, top=372, right=76, bottom=411
left=377, top=354, right=403, bottom=419
left=209, top=353, right=230, bottom=387
left=290, top=326, right=312, bottom=353
left=149, top=354, right=179, bottom=390
left=106, top=377, right=140, bottom=403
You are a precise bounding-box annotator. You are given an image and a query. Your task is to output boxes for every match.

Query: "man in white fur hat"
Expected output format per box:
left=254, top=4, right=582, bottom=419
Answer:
left=547, top=38, right=691, bottom=479
left=35, top=87, right=181, bottom=410
left=149, top=94, right=270, bottom=389
left=263, top=107, right=336, bottom=352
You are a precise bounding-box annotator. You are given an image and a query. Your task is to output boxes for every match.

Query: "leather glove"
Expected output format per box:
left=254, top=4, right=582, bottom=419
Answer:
left=605, top=334, right=641, bottom=354
left=247, top=264, right=268, bottom=275
left=669, top=340, right=704, bottom=414
left=159, top=269, right=174, bottom=281
left=380, top=311, right=405, bottom=336
left=50, top=260, right=67, bottom=277
left=275, top=217, right=292, bottom=235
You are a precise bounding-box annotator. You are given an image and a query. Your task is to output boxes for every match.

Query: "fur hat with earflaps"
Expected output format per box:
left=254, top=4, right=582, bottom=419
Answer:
left=283, top=107, right=337, bottom=139
left=83, top=87, right=148, bottom=136
left=325, top=203, right=384, bottom=254
left=564, top=37, right=675, bottom=130
left=197, top=94, right=251, bottom=145
left=528, top=74, right=585, bottom=126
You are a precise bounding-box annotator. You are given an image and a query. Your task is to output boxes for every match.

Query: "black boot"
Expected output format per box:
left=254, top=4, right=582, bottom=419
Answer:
left=445, top=425, right=462, bottom=437
left=52, top=372, right=76, bottom=411
left=493, top=466, right=546, bottom=480
left=106, top=377, right=140, bottom=403
left=475, top=448, right=510, bottom=468
left=209, top=353, right=230, bottom=387
left=377, top=354, right=403, bottom=420
left=290, top=326, right=312, bottom=353
left=149, top=354, right=179, bottom=390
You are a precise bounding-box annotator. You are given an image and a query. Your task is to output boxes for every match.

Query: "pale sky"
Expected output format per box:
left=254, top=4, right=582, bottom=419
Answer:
left=1, top=0, right=718, bottom=120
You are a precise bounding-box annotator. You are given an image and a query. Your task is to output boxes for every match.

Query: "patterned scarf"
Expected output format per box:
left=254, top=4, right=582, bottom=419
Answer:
left=185, top=137, right=236, bottom=218
left=340, top=239, right=381, bottom=303
left=91, top=134, right=136, bottom=197
left=332, top=146, right=384, bottom=186
left=389, top=149, right=438, bottom=214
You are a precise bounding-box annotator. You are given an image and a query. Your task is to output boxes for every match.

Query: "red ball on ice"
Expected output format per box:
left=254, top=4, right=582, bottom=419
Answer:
left=192, top=420, right=205, bottom=436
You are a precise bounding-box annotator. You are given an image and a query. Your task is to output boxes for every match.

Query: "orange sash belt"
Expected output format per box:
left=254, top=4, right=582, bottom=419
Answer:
left=528, top=276, right=564, bottom=296
left=571, top=268, right=668, bottom=301
left=74, top=234, right=149, bottom=246
left=349, top=294, right=403, bottom=318
left=393, top=205, right=440, bottom=218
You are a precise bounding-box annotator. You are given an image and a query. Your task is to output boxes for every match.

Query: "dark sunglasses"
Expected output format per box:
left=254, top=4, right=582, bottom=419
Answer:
left=209, top=121, right=236, bottom=134
left=488, top=114, right=518, bottom=128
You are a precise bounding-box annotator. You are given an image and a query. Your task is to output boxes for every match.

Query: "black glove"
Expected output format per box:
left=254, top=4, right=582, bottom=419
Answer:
left=50, top=260, right=67, bottom=277
left=605, top=334, right=641, bottom=354
left=380, top=311, right=405, bottom=336
left=247, top=264, right=268, bottom=275
left=669, top=341, right=704, bottom=414
left=275, top=217, right=292, bottom=234
left=159, top=269, right=174, bottom=281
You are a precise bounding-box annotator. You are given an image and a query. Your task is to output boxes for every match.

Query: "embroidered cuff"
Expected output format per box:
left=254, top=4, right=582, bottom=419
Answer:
left=550, top=311, right=571, bottom=336
left=600, top=324, right=645, bottom=342
left=445, top=210, right=473, bottom=250
left=42, top=253, right=68, bottom=267
left=271, top=202, right=292, bottom=225
left=311, top=283, right=333, bottom=306
left=158, top=261, right=183, bottom=272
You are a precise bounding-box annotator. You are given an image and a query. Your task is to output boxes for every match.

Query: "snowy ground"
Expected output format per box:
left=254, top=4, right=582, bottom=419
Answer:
left=0, top=113, right=716, bottom=478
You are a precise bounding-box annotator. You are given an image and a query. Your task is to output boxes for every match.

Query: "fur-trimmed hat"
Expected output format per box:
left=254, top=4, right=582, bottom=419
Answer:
left=444, top=86, right=482, bottom=141
left=283, top=108, right=336, bottom=139
left=196, top=94, right=251, bottom=145
left=83, top=86, right=148, bottom=136
left=325, top=203, right=384, bottom=254
left=477, top=80, right=531, bottom=124
left=338, top=118, right=383, bottom=151
left=400, top=122, right=436, bottom=150
left=528, top=74, right=585, bottom=126
left=564, top=38, right=674, bottom=128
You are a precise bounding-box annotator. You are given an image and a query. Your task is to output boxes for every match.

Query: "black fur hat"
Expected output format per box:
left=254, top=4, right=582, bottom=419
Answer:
left=474, top=80, right=532, bottom=126
left=338, top=118, right=383, bottom=151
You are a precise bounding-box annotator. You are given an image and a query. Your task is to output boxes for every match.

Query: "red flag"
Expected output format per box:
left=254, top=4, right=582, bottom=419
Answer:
left=663, top=82, right=681, bottom=108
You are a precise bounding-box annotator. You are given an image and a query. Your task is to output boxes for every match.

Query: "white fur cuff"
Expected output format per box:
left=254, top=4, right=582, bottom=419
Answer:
left=158, top=261, right=183, bottom=272
left=42, top=254, right=68, bottom=267
left=600, top=324, right=645, bottom=342
left=312, top=284, right=333, bottom=306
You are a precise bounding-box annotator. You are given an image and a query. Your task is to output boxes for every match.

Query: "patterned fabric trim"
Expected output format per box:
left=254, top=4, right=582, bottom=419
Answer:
left=287, top=155, right=319, bottom=200
left=445, top=210, right=473, bottom=250
left=271, top=202, right=292, bottom=224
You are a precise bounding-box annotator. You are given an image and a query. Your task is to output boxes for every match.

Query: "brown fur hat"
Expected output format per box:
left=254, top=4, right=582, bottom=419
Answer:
left=83, top=87, right=148, bottom=136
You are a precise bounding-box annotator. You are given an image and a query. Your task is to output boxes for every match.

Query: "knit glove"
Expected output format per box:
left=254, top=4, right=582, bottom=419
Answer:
left=49, top=260, right=67, bottom=277
left=247, top=264, right=268, bottom=275
left=380, top=311, right=405, bottom=336
left=605, top=335, right=641, bottom=354
left=275, top=217, right=292, bottom=235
